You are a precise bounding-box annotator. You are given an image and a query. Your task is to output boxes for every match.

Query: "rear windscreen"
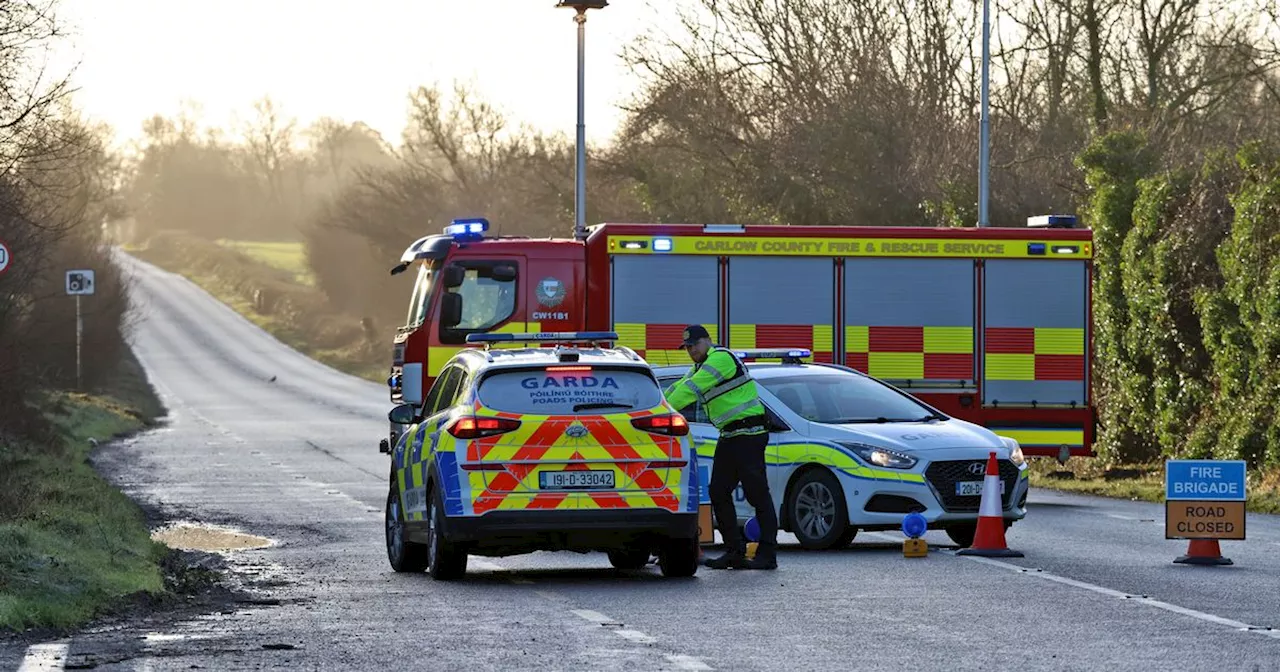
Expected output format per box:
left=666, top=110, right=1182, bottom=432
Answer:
left=477, top=367, right=662, bottom=415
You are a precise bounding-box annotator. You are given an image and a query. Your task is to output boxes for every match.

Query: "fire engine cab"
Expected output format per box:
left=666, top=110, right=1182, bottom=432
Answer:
left=383, top=216, right=1095, bottom=462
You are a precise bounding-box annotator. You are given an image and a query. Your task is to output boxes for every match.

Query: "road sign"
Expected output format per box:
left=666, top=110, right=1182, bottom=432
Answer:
left=0, top=239, right=10, bottom=275
left=1165, top=460, right=1247, bottom=540
left=66, top=269, right=95, bottom=296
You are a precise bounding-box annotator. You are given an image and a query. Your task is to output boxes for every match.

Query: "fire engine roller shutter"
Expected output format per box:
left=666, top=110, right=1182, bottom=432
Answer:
left=844, top=258, right=975, bottom=387
left=727, top=257, right=834, bottom=362
left=982, top=259, right=1086, bottom=407
left=611, top=255, right=719, bottom=366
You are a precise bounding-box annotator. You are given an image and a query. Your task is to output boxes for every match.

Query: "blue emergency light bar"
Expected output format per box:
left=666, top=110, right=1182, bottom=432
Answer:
left=1027, top=214, right=1078, bottom=228
left=732, top=348, right=812, bottom=363
left=465, top=331, right=619, bottom=344
left=444, top=217, right=490, bottom=241
left=652, top=237, right=674, bottom=252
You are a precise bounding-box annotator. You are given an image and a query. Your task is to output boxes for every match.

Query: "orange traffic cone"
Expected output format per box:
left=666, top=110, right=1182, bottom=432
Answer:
left=957, top=451, right=1024, bottom=558
left=1174, top=539, right=1233, bottom=566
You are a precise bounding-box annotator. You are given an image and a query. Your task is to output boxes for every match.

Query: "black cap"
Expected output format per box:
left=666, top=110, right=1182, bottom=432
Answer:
left=681, top=325, right=710, bottom=347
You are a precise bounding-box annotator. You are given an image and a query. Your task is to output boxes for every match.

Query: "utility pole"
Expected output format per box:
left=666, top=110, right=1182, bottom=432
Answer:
left=557, top=1, right=608, bottom=241
left=978, top=0, right=991, bottom=227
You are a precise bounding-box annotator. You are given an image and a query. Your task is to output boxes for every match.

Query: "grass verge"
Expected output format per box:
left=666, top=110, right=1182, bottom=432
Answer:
left=1028, top=457, right=1280, bottom=515
left=130, top=231, right=384, bottom=383
left=0, top=350, right=171, bottom=632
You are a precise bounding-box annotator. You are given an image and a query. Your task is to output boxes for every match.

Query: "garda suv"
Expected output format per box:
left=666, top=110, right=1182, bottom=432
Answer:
left=382, top=331, right=702, bottom=580
left=652, top=349, right=1029, bottom=549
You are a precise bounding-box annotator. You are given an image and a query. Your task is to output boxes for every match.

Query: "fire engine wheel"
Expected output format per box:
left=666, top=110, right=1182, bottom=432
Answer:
left=386, top=486, right=429, bottom=573
left=657, top=537, right=699, bottom=578
left=787, top=468, right=851, bottom=550
left=607, top=548, right=652, bottom=570
left=426, top=486, right=468, bottom=580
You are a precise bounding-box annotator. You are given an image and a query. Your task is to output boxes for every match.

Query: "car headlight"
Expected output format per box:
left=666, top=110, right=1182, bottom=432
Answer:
left=841, top=442, right=918, bottom=470
left=1001, top=437, right=1026, bottom=466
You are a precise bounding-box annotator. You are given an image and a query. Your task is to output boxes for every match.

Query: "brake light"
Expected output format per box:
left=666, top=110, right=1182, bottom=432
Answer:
left=648, top=460, right=688, bottom=468
left=448, top=416, right=521, bottom=440
left=546, top=366, right=593, bottom=372
left=461, top=463, right=507, bottom=471
left=631, top=413, right=689, bottom=436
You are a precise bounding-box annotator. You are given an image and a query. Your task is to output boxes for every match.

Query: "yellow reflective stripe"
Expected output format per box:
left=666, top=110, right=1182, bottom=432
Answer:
left=1034, top=328, right=1084, bottom=355
left=923, top=327, right=974, bottom=354
left=868, top=352, right=924, bottom=379
left=696, top=440, right=927, bottom=484
left=985, top=353, right=1035, bottom=380
left=616, top=323, right=646, bottom=350
left=845, top=326, right=869, bottom=352
left=608, top=235, right=1093, bottom=259
left=993, top=428, right=1084, bottom=446
left=814, top=324, right=834, bottom=351
left=730, top=324, right=756, bottom=348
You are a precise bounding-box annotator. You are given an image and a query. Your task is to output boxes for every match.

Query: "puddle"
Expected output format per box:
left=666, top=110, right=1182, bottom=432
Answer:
left=151, top=522, right=274, bottom=552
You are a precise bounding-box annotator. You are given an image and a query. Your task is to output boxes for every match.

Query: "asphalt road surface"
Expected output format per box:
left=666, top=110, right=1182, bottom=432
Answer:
left=5, top=256, right=1280, bottom=671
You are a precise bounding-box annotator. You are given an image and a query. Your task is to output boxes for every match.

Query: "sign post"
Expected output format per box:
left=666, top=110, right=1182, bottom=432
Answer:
left=0, top=239, right=10, bottom=276
left=1165, top=459, right=1246, bottom=566
left=66, top=270, right=95, bottom=390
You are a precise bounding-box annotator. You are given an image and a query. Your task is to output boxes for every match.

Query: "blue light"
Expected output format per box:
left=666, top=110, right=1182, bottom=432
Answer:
left=902, top=512, right=928, bottom=539
left=387, top=375, right=401, bottom=388
left=1027, top=242, right=1046, bottom=255
left=744, top=517, right=760, bottom=542
left=652, top=237, right=673, bottom=252
left=444, top=217, right=490, bottom=240
left=1027, top=214, right=1078, bottom=228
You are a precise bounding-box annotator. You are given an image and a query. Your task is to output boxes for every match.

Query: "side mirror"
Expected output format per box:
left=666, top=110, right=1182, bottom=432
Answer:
left=442, top=264, right=466, bottom=288
left=441, top=292, right=463, bottom=327
left=491, top=264, right=517, bottom=282
left=388, top=403, right=419, bottom=425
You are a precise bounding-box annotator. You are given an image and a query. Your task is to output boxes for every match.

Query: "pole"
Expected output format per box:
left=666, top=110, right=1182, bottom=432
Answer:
left=573, top=8, right=588, bottom=241
left=978, top=0, right=991, bottom=227
left=76, top=294, right=83, bottom=391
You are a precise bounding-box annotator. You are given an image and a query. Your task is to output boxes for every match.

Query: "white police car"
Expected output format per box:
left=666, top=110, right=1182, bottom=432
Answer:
left=652, top=349, right=1029, bottom=549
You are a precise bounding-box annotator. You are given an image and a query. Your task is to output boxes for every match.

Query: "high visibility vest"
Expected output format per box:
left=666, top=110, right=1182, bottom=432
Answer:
left=664, top=347, right=767, bottom=437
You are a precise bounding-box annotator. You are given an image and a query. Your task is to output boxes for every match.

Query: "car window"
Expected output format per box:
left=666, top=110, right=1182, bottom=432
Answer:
left=478, top=366, right=662, bottom=415
left=758, top=371, right=933, bottom=424
left=658, top=376, right=710, bottom=424
left=423, top=366, right=462, bottom=417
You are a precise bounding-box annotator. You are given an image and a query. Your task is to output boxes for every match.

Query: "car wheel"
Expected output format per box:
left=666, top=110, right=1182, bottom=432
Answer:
left=657, top=537, right=699, bottom=578
left=945, top=523, right=977, bottom=548
left=426, top=487, right=468, bottom=580
left=386, top=485, right=429, bottom=573
left=787, top=468, right=850, bottom=550
left=608, top=548, right=652, bottom=570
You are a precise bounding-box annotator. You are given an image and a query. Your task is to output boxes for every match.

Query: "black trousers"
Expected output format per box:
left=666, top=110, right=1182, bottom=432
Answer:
left=708, top=431, right=778, bottom=553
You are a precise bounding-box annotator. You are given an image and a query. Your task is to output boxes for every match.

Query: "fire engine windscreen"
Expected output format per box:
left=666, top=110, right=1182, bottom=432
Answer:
left=477, top=367, right=658, bottom=415
left=758, top=371, right=938, bottom=424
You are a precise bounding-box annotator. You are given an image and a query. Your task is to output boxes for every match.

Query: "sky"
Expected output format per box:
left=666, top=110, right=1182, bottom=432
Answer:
left=50, top=0, right=675, bottom=150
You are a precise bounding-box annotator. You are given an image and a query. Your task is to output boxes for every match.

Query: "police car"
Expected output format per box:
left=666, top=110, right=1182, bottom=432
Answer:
left=382, top=332, right=702, bottom=580
left=652, top=349, right=1029, bottom=549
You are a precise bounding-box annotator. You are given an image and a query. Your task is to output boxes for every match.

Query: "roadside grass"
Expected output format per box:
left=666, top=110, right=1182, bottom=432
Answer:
left=0, top=350, right=170, bottom=632
left=1028, top=457, right=1280, bottom=515
left=216, top=239, right=314, bottom=286
left=130, top=231, right=384, bottom=384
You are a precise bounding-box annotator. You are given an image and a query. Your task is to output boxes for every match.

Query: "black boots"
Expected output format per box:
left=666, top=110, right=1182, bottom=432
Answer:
left=703, top=544, right=777, bottom=570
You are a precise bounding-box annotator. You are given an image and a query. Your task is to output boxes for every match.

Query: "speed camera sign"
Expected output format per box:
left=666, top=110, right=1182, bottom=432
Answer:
left=66, top=269, right=95, bottom=296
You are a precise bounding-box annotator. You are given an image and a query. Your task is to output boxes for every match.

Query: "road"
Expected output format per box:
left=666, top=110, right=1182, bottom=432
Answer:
left=4, top=255, right=1280, bottom=671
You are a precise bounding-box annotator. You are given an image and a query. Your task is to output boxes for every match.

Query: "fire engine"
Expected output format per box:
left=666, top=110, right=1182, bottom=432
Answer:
left=383, top=216, right=1095, bottom=462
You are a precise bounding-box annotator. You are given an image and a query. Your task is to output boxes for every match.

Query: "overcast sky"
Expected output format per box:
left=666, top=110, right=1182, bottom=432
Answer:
left=51, top=0, right=672, bottom=148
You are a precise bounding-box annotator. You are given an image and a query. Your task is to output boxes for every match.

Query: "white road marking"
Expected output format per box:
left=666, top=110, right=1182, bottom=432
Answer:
left=571, top=609, right=615, bottom=624
left=614, top=629, right=659, bottom=644
left=666, top=654, right=715, bottom=671
left=18, top=642, right=69, bottom=671
left=955, top=553, right=1280, bottom=640
left=470, top=558, right=504, bottom=572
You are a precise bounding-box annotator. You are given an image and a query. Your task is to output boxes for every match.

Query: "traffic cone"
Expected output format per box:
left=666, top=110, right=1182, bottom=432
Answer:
left=957, top=451, right=1024, bottom=558
left=1173, top=539, right=1233, bottom=566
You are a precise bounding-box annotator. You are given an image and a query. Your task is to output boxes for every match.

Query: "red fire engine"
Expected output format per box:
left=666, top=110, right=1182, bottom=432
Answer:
left=384, top=217, right=1095, bottom=461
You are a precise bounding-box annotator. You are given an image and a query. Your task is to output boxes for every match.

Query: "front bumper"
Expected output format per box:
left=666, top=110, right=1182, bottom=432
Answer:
left=841, top=460, right=1030, bottom=531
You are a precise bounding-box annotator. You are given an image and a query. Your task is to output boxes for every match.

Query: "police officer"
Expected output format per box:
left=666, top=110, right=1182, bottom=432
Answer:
left=663, top=325, right=778, bottom=570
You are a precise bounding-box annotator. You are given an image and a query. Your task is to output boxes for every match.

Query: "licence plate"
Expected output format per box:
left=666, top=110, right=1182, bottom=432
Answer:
left=956, top=480, right=1004, bottom=496
left=539, top=470, right=614, bottom=490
